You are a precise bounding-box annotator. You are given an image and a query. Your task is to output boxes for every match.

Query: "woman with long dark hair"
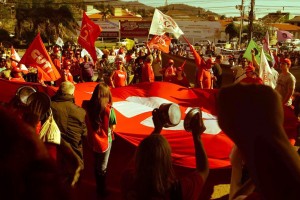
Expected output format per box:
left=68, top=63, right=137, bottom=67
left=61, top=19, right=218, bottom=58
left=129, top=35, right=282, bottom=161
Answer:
left=82, top=83, right=117, bottom=195
left=122, top=107, right=208, bottom=200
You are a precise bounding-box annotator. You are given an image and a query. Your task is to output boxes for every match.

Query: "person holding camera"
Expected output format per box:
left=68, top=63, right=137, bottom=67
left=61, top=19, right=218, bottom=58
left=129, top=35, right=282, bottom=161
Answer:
left=121, top=104, right=209, bottom=200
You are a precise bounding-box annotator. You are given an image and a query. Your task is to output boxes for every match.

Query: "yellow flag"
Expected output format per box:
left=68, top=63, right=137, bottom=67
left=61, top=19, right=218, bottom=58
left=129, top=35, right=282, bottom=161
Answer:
left=125, top=38, right=135, bottom=50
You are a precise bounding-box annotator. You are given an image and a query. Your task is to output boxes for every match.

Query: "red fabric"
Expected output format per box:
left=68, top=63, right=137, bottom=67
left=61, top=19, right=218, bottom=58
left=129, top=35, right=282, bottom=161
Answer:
left=183, top=36, right=202, bottom=67
left=198, top=68, right=212, bottom=89
left=18, top=33, right=61, bottom=81
left=141, top=62, right=154, bottom=82
left=240, top=77, right=263, bottom=84
left=283, top=105, right=298, bottom=144
left=112, top=70, right=127, bottom=87
left=84, top=105, right=111, bottom=153
left=147, top=34, right=171, bottom=53
left=73, top=82, right=233, bottom=169
left=1, top=81, right=297, bottom=170
left=78, top=12, right=102, bottom=62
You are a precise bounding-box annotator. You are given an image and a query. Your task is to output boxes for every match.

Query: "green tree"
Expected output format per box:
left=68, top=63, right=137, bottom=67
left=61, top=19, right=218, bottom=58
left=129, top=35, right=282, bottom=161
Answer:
left=225, top=22, right=239, bottom=40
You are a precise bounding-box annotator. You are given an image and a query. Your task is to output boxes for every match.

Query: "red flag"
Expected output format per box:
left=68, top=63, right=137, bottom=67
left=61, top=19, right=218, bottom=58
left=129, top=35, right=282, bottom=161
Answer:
left=147, top=34, right=171, bottom=53
left=78, top=12, right=102, bottom=62
left=183, top=36, right=204, bottom=67
left=11, top=46, right=28, bottom=72
left=75, top=82, right=234, bottom=169
left=18, top=33, right=61, bottom=81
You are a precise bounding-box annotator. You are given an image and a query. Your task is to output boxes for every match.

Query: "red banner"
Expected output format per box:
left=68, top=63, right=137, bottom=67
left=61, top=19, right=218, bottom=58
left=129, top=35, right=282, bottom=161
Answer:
left=18, top=33, right=61, bottom=81
left=148, top=34, right=171, bottom=53
left=78, top=12, right=102, bottom=62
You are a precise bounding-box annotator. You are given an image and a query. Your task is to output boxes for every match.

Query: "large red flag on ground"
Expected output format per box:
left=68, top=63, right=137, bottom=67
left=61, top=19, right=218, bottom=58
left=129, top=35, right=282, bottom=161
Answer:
left=18, top=33, right=61, bottom=81
left=75, top=81, right=234, bottom=169
left=78, top=12, right=102, bottom=62
left=147, top=34, right=171, bottom=53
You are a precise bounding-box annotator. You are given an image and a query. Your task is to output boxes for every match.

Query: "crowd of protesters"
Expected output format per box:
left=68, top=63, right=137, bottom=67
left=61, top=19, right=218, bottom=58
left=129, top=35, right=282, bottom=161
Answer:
left=1, top=39, right=300, bottom=200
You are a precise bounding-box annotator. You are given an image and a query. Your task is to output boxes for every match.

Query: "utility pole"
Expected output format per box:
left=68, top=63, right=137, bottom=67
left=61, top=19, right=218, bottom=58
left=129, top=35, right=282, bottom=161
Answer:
left=237, top=0, right=245, bottom=49
left=249, top=0, right=255, bottom=40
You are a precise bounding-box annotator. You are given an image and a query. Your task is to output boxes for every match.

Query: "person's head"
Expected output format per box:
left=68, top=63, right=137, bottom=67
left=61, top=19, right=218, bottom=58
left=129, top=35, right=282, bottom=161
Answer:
left=176, top=66, right=184, bottom=76
left=135, top=134, right=175, bottom=197
left=88, top=83, right=112, bottom=130
left=11, top=67, right=23, bottom=78
left=241, top=57, right=248, bottom=67
left=280, top=58, right=291, bottom=72
left=216, top=55, right=223, bottom=62
left=102, top=54, right=108, bottom=60
left=229, top=57, right=234, bottom=65
left=115, top=60, right=123, bottom=70
left=53, top=45, right=60, bottom=54
left=63, top=59, right=72, bottom=70
left=59, top=81, right=75, bottom=95
left=168, top=59, right=174, bottom=66
left=83, top=55, right=89, bottom=62
left=0, top=106, right=67, bottom=199
left=217, top=84, right=283, bottom=147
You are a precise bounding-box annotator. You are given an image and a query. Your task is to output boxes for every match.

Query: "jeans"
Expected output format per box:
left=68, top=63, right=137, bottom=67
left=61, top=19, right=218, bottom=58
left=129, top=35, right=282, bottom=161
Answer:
left=94, top=141, right=112, bottom=175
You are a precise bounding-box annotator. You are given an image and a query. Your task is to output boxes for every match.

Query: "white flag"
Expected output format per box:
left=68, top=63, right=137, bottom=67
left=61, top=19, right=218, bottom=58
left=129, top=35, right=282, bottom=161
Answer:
left=259, top=48, right=273, bottom=87
left=262, top=31, right=269, bottom=52
left=55, top=37, right=64, bottom=47
left=149, top=9, right=184, bottom=39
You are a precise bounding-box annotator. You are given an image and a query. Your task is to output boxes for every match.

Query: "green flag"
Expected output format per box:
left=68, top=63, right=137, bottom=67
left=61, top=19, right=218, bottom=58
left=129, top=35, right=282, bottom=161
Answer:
left=243, top=39, right=271, bottom=62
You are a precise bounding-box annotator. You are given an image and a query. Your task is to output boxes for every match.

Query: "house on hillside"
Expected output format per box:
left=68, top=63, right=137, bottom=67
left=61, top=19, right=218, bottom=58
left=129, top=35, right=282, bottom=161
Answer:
left=288, top=16, right=300, bottom=27
left=260, top=11, right=291, bottom=24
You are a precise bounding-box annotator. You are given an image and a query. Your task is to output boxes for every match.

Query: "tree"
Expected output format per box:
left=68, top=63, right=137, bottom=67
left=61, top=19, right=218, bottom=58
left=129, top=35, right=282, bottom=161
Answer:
left=225, top=22, right=239, bottom=40
left=244, top=23, right=268, bottom=41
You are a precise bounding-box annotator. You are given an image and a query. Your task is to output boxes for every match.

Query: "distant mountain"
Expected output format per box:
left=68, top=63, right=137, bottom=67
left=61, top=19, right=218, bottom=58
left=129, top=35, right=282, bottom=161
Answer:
left=84, top=0, right=219, bottom=18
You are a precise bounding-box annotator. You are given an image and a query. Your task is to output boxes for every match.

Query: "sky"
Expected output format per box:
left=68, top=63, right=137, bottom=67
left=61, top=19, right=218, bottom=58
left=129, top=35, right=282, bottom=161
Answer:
left=122, top=0, right=300, bottom=18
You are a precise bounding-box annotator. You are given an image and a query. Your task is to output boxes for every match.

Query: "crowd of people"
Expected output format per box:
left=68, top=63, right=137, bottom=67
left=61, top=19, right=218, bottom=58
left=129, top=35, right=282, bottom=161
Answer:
left=1, top=39, right=300, bottom=200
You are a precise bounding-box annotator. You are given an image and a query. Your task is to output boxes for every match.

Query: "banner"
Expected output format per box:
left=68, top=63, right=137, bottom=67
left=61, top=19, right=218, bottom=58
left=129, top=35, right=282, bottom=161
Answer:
left=11, top=46, right=28, bottom=72
left=78, top=12, right=102, bottom=62
left=149, top=9, right=184, bottom=39
left=259, top=48, right=273, bottom=87
left=120, top=21, right=151, bottom=38
left=18, top=33, right=61, bottom=81
left=147, top=34, right=171, bottom=53
left=55, top=37, right=64, bottom=48
left=262, top=31, right=269, bottom=52
left=243, top=39, right=271, bottom=62
left=277, top=30, right=293, bottom=42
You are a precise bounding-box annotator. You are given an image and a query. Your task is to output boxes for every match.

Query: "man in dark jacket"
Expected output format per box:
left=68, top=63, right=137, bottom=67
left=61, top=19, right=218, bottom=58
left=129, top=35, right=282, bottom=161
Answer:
left=51, top=81, right=87, bottom=187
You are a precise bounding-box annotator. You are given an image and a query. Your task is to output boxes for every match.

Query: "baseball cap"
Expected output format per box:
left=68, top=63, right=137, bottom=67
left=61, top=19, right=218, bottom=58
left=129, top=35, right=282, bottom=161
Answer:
left=282, top=58, right=291, bottom=66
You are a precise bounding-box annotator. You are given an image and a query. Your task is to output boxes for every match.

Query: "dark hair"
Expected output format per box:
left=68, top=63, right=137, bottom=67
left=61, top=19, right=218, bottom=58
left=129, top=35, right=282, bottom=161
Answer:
left=86, top=83, right=112, bottom=131
left=134, top=134, right=175, bottom=199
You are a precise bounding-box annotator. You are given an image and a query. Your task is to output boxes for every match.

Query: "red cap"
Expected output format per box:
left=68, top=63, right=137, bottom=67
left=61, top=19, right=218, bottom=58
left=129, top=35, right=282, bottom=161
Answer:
left=177, top=66, right=183, bottom=71
left=283, top=58, right=291, bottom=66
